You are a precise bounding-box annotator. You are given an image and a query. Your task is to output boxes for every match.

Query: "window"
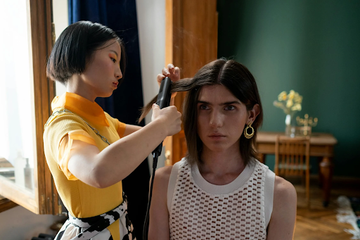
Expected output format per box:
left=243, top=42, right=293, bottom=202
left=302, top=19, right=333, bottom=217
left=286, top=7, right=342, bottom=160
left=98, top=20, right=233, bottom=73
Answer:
left=0, top=0, right=60, bottom=215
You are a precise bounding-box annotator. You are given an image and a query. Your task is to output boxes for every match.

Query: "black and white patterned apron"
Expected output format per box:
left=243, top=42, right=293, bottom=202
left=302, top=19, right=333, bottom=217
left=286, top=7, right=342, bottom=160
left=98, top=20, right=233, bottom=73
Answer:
left=55, top=195, right=135, bottom=240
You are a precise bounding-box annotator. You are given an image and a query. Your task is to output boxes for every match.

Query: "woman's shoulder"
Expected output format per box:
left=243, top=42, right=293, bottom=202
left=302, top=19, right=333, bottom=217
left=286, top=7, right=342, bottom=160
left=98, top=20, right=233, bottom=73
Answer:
left=155, top=165, right=173, bottom=180
left=274, top=176, right=297, bottom=203
left=44, top=111, right=89, bottom=141
left=155, top=158, right=186, bottom=183
left=45, top=110, right=86, bottom=129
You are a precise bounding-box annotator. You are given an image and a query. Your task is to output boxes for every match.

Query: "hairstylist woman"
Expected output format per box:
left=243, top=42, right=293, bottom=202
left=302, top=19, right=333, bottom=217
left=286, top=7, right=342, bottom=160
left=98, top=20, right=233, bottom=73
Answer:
left=43, top=21, right=181, bottom=240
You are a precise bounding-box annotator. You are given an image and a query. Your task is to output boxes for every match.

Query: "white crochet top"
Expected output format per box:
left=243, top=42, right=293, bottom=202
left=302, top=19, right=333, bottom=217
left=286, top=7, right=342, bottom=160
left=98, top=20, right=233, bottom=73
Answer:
left=167, top=158, right=275, bottom=240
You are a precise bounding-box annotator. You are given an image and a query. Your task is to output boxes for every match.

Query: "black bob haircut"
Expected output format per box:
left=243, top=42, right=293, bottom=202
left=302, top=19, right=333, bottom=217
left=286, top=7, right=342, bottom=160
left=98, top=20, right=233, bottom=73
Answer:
left=46, top=21, right=126, bottom=84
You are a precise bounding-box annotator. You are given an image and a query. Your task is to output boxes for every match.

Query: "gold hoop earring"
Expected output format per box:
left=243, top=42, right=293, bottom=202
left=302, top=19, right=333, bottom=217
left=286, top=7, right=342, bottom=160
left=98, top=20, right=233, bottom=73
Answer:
left=244, top=122, right=255, bottom=139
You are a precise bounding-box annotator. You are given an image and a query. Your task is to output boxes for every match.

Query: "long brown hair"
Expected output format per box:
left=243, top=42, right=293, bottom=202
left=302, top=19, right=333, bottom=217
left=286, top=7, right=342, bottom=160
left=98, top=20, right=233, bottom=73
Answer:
left=140, top=59, right=263, bottom=166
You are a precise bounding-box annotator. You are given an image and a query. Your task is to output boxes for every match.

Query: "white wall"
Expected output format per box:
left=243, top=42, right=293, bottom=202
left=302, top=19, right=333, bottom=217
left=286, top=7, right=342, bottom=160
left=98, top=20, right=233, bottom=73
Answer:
left=53, top=0, right=68, bottom=96
left=136, top=0, right=167, bottom=168
left=136, top=0, right=165, bottom=122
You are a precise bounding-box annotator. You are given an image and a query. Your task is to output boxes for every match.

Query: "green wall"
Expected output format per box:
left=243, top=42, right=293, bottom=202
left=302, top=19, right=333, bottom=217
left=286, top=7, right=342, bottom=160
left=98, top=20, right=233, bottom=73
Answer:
left=217, top=0, right=360, bottom=177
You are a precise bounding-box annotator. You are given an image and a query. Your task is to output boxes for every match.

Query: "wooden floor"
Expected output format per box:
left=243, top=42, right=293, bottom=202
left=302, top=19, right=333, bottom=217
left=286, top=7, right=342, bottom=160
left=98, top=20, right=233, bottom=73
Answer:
left=292, top=176, right=360, bottom=240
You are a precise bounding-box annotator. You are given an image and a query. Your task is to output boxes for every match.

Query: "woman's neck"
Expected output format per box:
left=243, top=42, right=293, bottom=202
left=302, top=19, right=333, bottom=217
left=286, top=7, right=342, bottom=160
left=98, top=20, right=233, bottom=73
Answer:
left=198, top=147, right=245, bottom=185
left=66, top=75, right=96, bottom=102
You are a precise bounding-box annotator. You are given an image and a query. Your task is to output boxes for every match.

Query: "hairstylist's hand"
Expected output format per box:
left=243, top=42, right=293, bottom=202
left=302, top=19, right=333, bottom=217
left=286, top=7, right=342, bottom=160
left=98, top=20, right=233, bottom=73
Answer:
left=151, top=103, right=181, bottom=136
left=157, top=63, right=180, bottom=104
left=157, top=63, right=180, bottom=85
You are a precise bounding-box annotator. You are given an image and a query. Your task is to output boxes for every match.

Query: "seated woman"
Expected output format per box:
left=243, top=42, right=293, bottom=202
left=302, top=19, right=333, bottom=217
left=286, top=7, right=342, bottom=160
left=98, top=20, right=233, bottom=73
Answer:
left=141, top=59, right=297, bottom=240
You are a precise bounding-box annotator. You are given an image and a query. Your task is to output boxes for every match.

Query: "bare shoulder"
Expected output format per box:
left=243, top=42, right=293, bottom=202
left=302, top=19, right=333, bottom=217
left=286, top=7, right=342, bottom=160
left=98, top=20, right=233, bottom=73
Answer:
left=274, top=176, right=296, bottom=197
left=153, top=165, right=174, bottom=191
left=155, top=165, right=173, bottom=181
left=274, top=176, right=297, bottom=205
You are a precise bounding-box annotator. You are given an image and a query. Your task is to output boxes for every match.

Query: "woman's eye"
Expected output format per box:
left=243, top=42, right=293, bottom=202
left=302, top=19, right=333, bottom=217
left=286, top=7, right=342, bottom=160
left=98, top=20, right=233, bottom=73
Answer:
left=199, top=105, right=208, bottom=110
left=110, top=57, right=116, bottom=63
left=225, top=105, right=235, bottom=111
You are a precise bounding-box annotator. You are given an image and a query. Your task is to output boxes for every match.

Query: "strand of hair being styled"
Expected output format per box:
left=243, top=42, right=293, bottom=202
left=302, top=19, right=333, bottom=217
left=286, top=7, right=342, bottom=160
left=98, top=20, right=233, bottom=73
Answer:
left=138, top=77, right=195, bottom=122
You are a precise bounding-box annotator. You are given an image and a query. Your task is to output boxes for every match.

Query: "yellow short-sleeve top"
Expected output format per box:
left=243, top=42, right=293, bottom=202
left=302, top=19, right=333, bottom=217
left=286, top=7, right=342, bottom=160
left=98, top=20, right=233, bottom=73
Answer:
left=43, top=92, right=126, bottom=239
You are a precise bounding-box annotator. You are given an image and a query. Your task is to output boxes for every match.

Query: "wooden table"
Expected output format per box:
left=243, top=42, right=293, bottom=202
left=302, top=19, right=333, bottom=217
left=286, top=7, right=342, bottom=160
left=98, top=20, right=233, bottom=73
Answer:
left=256, top=131, right=338, bottom=206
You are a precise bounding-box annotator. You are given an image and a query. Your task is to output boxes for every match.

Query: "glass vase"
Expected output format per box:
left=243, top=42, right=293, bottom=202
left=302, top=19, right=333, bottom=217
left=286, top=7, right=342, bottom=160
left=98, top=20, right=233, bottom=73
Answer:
left=285, top=114, right=295, bottom=137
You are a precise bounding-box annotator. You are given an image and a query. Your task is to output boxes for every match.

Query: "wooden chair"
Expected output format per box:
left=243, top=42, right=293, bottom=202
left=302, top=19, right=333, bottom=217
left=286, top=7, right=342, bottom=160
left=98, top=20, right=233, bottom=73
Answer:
left=275, top=135, right=311, bottom=206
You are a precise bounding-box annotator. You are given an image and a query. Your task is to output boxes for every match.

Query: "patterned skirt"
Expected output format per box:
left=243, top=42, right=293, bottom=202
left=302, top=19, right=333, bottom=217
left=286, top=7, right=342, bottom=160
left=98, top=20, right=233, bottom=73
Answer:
left=55, top=196, right=135, bottom=240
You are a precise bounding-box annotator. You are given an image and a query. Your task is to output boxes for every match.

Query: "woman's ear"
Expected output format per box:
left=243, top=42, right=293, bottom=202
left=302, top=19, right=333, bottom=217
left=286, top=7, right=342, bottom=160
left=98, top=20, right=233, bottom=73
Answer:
left=248, top=104, right=260, bottom=123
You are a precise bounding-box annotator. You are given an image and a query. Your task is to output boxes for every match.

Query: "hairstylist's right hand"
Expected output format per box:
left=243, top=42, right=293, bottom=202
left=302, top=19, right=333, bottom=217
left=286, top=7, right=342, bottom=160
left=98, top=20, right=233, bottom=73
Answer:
left=151, top=103, right=182, bottom=136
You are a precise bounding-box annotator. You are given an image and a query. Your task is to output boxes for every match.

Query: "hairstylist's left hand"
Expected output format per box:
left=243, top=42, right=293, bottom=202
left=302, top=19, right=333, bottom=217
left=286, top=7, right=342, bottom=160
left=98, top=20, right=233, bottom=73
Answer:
left=157, top=64, right=180, bottom=103
left=157, top=63, right=180, bottom=86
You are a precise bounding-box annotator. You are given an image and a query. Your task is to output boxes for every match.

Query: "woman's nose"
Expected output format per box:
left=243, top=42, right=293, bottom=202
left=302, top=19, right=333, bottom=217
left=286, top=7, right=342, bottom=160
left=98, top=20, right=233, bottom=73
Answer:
left=115, top=66, right=123, bottom=80
left=209, top=111, right=223, bottom=128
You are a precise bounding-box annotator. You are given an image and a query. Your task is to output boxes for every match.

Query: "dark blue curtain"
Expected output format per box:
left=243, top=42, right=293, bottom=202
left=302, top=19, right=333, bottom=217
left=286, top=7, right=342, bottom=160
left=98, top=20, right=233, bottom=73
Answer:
left=69, top=1, right=149, bottom=238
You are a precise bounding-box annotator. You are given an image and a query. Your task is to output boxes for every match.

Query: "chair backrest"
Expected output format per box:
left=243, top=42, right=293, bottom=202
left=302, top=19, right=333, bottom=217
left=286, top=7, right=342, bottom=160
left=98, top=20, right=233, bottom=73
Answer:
left=274, top=135, right=310, bottom=176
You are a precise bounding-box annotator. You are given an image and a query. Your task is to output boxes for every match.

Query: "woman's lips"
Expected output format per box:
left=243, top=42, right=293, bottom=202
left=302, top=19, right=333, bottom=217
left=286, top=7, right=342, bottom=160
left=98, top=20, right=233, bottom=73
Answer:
left=112, top=82, right=118, bottom=88
left=208, top=134, right=225, bottom=139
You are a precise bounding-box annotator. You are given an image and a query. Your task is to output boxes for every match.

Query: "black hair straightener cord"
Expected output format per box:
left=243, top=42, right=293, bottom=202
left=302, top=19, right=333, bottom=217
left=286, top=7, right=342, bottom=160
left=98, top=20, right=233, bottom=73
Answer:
left=142, top=77, right=172, bottom=240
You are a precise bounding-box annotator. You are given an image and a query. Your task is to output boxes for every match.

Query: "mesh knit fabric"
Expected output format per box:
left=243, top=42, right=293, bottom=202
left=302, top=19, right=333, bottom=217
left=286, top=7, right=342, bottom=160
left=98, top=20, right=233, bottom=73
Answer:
left=169, top=160, right=267, bottom=240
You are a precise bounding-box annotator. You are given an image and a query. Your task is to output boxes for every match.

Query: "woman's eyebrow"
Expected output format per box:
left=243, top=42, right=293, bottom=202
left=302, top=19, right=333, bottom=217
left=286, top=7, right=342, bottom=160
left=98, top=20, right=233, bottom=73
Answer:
left=221, top=101, right=241, bottom=105
left=110, top=50, right=119, bottom=57
left=197, top=100, right=241, bottom=106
